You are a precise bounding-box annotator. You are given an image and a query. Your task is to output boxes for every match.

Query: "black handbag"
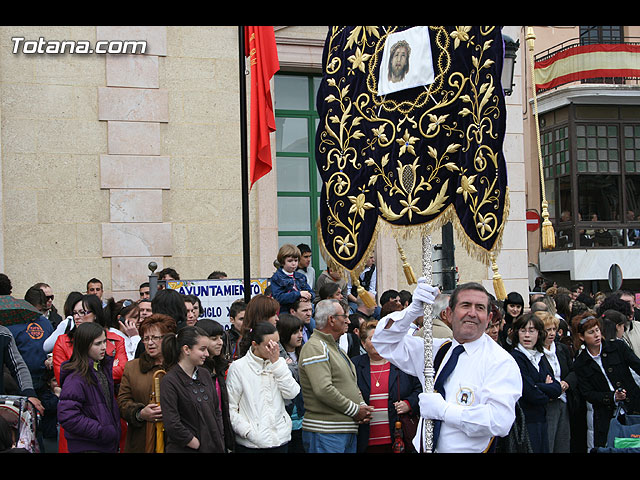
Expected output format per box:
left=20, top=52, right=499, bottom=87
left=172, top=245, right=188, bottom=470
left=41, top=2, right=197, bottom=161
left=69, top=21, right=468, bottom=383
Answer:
left=495, top=400, right=533, bottom=453
left=397, top=380, right=419, bottom=452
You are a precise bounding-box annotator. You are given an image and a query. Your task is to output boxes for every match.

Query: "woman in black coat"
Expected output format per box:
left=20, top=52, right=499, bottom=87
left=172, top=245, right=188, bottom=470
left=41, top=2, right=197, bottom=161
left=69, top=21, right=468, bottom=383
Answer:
left=572, top=311, right=640, bottom=449
left=352, top=320, right=422, bottom=453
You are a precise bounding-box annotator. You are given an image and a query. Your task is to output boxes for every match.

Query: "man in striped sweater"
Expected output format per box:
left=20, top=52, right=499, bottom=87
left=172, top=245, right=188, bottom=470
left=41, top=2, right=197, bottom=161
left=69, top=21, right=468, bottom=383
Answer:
left=299, top=299, right=374, bottom=453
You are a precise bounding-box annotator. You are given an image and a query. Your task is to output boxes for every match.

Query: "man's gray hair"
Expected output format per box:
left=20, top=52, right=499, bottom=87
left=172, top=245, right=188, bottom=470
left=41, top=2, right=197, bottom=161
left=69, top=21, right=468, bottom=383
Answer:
left=314, top=298, right=340, bottom=330
left=432, top=294, right=450, bottom=319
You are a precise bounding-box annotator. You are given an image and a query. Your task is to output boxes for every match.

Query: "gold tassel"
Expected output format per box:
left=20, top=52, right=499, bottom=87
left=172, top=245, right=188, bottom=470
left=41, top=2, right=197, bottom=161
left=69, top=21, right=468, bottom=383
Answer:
left=527, top=27, right=555, bottom=251
left=490, top=253, right=506, bottom=301
left=396, top=239, right=417, bottom=285
left=350, top=271, right=377, bottom=308
left=540, top=200, right=556, bottom=249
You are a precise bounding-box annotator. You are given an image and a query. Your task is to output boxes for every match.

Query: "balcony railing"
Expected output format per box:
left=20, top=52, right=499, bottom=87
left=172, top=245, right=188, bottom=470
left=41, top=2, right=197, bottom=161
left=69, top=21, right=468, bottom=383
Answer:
left=553, top=222, right=640, bottom=250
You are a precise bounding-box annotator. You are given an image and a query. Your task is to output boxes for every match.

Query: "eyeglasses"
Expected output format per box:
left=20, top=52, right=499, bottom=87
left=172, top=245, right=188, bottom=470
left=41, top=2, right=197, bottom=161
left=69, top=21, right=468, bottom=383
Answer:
left=142, top=335, right=163, bottom=344
left=519, top=327, right=538, bottom=334
left=333, top=313, right=349, bottom=319
left=46, top=295, right=54, bottom=301
left=72, top=310, right=90, bottom=317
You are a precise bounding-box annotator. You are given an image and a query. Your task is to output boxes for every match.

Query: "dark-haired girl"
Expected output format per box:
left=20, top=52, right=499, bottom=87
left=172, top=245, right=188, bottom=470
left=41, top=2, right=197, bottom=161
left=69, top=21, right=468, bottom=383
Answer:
left=52, top=294, right=128, bottom=453
left=237, top=294, right=280, bottom=357
left=160, top=326, right=226, bottom=452
left=57, top=322, right=121, bottom=453
left=277, top=313, right=306, bottom=452
left=196, top=318, right=234, bottom=452
left=500, top=291, right=524, bottom=350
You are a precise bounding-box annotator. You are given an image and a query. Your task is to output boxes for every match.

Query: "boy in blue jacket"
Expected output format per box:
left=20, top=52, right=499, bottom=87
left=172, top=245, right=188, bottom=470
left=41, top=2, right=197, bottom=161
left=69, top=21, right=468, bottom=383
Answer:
left=270, top=244, right=314, bottom=313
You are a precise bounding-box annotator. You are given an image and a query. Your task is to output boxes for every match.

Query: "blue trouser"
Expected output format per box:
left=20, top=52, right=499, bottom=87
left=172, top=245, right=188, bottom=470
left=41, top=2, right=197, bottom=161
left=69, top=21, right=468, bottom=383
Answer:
left=302, top=430, right=357, bottom=453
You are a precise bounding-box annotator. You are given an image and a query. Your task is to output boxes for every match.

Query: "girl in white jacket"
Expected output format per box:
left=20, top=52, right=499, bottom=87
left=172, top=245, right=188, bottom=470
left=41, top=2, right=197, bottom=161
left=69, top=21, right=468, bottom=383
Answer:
left=226, top=321, right=300, bottom=452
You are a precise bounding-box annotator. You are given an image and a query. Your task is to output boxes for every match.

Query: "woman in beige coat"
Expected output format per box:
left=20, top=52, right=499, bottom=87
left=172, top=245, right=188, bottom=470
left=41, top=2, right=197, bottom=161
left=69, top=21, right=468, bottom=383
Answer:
left=117, top=313, right=176, bottom=453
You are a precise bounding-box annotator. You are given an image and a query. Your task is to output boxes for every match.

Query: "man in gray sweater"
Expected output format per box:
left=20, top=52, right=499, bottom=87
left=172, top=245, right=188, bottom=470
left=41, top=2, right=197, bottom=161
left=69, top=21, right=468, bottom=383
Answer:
left=299, top=299, right=373, bottom=453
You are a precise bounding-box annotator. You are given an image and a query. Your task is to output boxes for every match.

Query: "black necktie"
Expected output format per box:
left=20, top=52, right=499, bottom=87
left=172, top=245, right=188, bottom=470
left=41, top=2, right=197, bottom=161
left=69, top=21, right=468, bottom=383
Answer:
left=432, top=344, right=465, bottom=449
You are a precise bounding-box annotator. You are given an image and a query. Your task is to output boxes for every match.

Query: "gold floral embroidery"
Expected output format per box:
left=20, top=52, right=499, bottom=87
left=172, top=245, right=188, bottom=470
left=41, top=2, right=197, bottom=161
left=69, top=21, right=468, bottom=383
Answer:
left=317, top=26, right=507, bottom=270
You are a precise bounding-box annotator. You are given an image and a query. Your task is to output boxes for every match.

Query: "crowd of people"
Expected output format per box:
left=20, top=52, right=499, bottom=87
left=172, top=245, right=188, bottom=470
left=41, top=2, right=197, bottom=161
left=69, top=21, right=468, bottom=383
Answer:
left=2, top=244, right=640, bottom=454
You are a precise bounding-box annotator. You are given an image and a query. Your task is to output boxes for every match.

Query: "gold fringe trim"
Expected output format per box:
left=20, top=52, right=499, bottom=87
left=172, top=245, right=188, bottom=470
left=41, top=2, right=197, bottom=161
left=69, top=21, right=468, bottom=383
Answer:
left=317, top=187, right=511, bottom=280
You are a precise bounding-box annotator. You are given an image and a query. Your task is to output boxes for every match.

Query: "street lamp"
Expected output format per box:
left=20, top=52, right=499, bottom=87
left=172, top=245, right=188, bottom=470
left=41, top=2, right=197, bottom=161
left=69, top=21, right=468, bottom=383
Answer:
left=502, top=33, right=520, bottom=96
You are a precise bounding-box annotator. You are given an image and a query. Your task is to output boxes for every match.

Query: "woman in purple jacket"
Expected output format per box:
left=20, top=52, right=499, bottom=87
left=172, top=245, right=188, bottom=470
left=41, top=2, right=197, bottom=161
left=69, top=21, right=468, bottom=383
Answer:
left=57, top=322, right=121, bottom=453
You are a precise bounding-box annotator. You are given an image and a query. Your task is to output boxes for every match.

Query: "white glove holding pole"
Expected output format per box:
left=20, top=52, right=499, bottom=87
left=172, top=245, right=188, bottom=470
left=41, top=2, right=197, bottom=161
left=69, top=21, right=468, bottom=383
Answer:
left=419, top=392, right=450, bottom=421
left=406, top=277, right=439, bottom=318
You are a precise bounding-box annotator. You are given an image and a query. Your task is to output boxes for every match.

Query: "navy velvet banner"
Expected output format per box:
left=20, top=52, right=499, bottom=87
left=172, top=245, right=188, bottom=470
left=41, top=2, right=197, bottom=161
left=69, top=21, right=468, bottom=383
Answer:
left=316, top=26, right=509, bottom=272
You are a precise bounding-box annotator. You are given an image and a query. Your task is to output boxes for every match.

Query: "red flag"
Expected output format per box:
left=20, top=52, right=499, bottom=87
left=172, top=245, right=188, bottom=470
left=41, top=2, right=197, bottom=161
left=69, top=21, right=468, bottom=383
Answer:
left=245, top=26, right=280, bottom=188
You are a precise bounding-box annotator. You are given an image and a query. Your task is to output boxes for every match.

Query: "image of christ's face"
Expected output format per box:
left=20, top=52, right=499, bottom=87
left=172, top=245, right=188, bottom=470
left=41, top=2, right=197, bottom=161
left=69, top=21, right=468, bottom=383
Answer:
left=389, top=43, right=409, bottom=83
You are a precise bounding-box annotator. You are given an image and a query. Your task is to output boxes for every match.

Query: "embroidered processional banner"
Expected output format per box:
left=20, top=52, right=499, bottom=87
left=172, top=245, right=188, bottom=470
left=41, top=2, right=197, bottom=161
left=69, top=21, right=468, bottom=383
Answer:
left=316, top=26, right=510, bottom=273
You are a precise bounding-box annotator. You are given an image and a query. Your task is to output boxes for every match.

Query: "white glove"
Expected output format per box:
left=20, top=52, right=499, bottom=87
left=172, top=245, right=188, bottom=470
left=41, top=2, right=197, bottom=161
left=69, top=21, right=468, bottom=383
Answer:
left=406, top=278, right=439, bottom=317
left=418, top=392, right=449, bottom=421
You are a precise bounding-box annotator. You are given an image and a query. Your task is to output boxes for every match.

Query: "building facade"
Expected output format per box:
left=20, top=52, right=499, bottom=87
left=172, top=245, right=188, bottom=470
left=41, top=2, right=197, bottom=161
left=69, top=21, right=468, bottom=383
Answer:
left=523, top=26, right=640, bottom=294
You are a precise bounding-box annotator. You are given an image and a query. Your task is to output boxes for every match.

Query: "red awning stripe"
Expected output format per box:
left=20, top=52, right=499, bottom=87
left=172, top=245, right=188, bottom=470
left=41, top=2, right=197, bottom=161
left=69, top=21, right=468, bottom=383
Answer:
left=534, top=43, right=640, bottom=69
left=536, top=68, right=640, bottom=91
left=534, top=43, right=640, bottom=91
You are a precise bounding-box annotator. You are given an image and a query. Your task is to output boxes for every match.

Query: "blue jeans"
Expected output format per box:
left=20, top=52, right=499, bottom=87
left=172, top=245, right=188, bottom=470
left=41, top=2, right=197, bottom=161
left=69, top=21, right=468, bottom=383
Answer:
left=302, top=431, right=357, bottom=453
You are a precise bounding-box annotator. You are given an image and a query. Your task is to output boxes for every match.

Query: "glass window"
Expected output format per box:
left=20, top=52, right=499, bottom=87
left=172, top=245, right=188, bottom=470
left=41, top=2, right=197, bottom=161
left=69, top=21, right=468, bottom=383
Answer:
left=275, top=75, right=311, bottom=110
left=576, top=123, right=619, bottom=174
left=277, top=196, right=311, bottom=231
left=579, top=26, right=623, bottom=44
left=276, top=156, right=309, bottom=192
left=544, top=106, right=640, bottom=249
left=274, top=73, right=322, bottom=278
left=559, top=177, right=572, bottom=221
left=624, top=125, right=640, bottom=173
left=279, top=235, right=311, bottom=250
left=577, top=175, right=620, bottom=222
left=275, top=117, right=309, bottom=153
left=626, top=176, right=640, bottom=218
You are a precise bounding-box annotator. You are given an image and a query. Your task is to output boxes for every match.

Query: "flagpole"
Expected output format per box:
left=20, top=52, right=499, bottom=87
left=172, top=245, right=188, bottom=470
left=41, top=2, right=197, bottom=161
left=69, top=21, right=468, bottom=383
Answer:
left=422, top=234, right=435, bottom=453
left=238, top=26, right=252, bottom=304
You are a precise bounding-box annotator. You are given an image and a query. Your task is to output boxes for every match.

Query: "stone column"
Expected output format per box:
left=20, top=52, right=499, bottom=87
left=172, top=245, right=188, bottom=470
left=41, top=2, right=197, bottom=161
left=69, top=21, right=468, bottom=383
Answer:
left=97, top=26, right=171, bottom=300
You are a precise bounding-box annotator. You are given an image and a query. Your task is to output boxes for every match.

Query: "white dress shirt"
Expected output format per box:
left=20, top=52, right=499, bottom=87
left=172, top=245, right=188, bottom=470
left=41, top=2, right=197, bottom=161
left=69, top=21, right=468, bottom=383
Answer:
left=372, top=307, right=522, bottom=453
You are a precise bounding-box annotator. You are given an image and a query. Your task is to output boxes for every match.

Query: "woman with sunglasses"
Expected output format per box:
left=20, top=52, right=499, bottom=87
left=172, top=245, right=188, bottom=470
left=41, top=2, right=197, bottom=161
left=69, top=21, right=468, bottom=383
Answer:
left=572, top=311, right=640, bottom=449
left=52, top=295, right=127, bottom=386
left=43, top=291, right=84, bottom=354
